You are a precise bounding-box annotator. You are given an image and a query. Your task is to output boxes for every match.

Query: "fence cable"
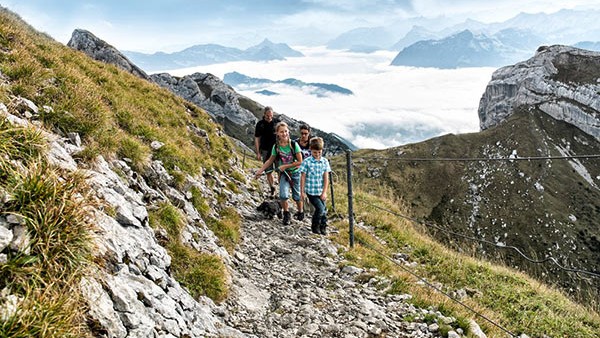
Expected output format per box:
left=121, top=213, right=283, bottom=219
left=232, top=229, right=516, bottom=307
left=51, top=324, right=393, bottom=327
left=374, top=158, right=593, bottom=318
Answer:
left=353, top=233, right=518, bottom=337
left=355, top=197, right=600, bottom=279
left=353, top=154, right=600, bottom=162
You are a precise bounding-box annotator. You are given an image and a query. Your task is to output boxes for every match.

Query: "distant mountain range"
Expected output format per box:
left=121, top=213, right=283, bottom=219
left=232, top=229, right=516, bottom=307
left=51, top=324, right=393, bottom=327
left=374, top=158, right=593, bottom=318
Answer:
left=124, top=9, right=600, bottom=72
left=123, top=39, right=303, bottom=72
left=329, top=9, right=600, bottom=52
left=390, top=29, right=542, bottom=68
left=223, top=71, right=353, bottom=97
left=327, top=9, right=600, bottom=68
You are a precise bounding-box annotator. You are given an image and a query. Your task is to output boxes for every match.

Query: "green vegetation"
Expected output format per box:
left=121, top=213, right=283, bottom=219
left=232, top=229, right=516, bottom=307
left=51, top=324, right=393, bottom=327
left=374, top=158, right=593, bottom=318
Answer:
left=2, top=5, right=599, bottom=338
left=0, top=119, right=94, bottom=337
left=148, top=203, right=229, bottom=303
left=338, top=107, right=600, bottom=305
left=0, top=7, right=242, bottom=333
left=0, top=8, right=234, bottom=175
left=326, top=178, right=600, bottom=337
left=206, top=206, right=241, bottom=254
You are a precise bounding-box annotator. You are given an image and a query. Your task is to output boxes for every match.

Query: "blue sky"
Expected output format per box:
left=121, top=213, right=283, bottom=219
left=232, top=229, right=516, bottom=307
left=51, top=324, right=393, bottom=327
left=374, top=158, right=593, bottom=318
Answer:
left=2, top=0, right=598, bottom=52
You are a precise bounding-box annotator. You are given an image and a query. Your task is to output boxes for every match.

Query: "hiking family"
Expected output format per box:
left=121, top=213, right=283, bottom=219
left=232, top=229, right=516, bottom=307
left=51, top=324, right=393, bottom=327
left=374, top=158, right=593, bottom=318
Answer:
left=254, top=106, right=331, bottom=235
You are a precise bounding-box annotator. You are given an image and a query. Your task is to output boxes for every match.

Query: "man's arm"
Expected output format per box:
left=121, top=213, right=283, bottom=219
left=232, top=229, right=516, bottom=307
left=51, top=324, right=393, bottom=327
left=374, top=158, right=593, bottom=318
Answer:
left=254, top=136, right=261, bottom=160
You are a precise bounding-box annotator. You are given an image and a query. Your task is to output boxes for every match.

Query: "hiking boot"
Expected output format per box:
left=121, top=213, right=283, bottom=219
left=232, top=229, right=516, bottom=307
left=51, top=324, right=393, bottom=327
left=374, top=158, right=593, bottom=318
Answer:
left=311, top=223, right=319, bottom=234
left=294, top=212, right=304, bottom=221
left=319, top=224, right=327, bottom=235
left=282, top=211, right=291, bottom=225
left=269, top=186, right=276, bottom=197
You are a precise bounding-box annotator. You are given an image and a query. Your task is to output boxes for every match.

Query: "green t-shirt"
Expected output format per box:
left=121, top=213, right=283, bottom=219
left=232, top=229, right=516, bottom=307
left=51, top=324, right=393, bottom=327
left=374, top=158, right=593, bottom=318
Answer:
left=271, top=141, right=302, bottom=173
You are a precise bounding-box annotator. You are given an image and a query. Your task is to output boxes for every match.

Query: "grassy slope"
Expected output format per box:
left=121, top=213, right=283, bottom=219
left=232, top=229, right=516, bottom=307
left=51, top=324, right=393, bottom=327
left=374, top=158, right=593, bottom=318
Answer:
left=0, top=8, right=242, bottom=336
left=343, top=108, right=600, bottom=300
left=328, top=108, right=600, bottom=336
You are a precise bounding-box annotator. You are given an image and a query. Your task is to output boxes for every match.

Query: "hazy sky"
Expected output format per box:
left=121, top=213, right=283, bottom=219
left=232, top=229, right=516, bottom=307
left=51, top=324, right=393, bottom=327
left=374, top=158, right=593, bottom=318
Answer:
left=2, top=0, right=598, bottom=52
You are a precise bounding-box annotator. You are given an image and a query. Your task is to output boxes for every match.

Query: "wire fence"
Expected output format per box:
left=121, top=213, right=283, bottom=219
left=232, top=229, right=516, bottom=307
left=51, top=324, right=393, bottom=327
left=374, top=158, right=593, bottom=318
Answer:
left=326, top=150, right=600, bottom=336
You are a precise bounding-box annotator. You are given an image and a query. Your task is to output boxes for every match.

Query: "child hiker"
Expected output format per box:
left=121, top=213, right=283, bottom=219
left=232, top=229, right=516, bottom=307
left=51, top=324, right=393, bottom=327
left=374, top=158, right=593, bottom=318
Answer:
left=299, top=137, right=331, bottom=235
left=255, top=122, right=304, bottom=225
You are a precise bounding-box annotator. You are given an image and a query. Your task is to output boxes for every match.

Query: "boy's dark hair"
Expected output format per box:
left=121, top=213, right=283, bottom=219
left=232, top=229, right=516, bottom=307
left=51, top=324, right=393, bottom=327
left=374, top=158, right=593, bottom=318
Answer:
left=309, top=137, right=324, bottom=150
left=299, top=124, right=310, bottom=131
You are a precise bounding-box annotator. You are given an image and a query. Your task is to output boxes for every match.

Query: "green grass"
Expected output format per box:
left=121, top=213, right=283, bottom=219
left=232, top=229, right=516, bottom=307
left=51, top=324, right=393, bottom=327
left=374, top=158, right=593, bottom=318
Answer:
left=0, top=118, right=94, bottom=338
left=1, top=7, right=243, bottom=333
left=148, top=202, right=230, bottom=303
left=326, top=179, right=600, bottom=337
left=0, top=7, right=235, bottom=176
left=206, top=206, right=241, bottom=254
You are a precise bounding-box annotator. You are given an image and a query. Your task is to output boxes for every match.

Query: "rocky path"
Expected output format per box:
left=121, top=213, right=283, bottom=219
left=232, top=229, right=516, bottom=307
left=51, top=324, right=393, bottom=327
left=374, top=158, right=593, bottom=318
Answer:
left=219, top=197, right=461, bottom=338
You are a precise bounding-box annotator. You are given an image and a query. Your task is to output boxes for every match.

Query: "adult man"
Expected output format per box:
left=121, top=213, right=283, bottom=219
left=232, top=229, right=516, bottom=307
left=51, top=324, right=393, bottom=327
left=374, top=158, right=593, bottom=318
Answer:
left=254, top=106, right=279, bottom=196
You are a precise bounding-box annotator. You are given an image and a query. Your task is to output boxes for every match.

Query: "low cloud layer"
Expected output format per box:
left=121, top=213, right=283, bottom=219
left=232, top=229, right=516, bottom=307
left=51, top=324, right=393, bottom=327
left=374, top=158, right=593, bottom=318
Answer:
left=168, top=47, right=496, bottom=149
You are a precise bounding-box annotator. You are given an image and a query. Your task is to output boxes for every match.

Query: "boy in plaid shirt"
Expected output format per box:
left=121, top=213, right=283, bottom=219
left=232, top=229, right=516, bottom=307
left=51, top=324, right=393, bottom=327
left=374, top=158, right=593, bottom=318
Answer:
left=299, top=137, right=331, bottom=235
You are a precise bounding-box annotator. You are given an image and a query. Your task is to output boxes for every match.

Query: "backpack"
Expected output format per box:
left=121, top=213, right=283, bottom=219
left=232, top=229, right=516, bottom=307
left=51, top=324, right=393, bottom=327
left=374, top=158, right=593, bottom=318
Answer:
left=272, top=140, right=300, bottom=177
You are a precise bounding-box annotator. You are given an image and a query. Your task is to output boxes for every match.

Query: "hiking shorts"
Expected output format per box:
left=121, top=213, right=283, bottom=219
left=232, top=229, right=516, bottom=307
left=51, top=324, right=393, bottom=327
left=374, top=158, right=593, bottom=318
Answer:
left=260, top=149, right=275, bottom=174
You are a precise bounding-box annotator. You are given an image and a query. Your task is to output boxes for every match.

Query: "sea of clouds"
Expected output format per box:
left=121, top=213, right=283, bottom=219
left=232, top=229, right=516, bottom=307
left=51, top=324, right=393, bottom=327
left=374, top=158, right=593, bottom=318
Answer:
left=165, top=47, right=497, bottom=150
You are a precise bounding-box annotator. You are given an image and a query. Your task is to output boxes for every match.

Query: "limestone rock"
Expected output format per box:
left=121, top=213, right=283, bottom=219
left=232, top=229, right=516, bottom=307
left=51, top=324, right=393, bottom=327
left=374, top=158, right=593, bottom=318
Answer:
left=67, top=29, right=150, bottom=80
left=479, top=45, right=600, bottom=141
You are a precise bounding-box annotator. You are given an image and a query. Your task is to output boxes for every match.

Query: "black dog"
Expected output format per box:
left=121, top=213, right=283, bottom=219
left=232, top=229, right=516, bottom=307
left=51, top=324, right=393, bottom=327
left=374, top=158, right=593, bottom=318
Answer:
left=257, top=200, right=282, bottom=220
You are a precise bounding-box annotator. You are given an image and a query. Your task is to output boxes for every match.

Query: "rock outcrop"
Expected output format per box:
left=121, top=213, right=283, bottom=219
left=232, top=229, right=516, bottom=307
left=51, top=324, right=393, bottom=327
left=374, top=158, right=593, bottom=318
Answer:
left=478, top=45, right=600, bottom=140
left=67, top=29, right=150, bottom=81
left=150, top=72, right=257, bottom=136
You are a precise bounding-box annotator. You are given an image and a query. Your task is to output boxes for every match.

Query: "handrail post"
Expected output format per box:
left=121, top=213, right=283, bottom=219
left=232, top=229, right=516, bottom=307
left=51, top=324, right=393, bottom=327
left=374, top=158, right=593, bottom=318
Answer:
left=346, top=150, right=354, bottom=248
left=329, top=171, right=335, bottom=213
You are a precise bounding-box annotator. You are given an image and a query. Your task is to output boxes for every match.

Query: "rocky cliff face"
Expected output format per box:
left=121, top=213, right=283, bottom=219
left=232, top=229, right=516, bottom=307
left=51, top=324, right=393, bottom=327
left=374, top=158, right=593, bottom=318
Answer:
left=67, top=29, right=352, bottom=154
left=67, top=29, right=150, bottom=81
left=478, top=45, right=600, bottom=140
left=0, top=101, right=247, bottom=337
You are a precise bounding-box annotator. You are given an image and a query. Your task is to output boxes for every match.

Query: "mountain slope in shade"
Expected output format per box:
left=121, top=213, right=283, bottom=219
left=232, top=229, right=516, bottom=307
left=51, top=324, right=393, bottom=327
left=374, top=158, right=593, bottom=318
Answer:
left=223, top=71, right=353, bottom=97
left=342, top=108, right=600, bottom=301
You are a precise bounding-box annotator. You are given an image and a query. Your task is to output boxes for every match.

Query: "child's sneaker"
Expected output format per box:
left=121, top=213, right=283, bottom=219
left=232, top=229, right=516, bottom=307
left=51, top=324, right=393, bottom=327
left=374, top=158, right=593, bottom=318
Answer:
left=282, top=211, right=291, bottom=225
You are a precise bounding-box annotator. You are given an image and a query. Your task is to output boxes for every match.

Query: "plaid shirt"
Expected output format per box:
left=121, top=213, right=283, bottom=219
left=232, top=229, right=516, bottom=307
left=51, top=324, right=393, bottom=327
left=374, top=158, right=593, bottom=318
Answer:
left=299, top=156, right=331, bottom=195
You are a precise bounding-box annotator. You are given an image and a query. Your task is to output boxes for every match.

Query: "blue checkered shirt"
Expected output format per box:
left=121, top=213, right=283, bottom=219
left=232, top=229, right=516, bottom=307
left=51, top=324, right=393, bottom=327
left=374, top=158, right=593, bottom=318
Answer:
left=299, top=156, right=331, bottom=195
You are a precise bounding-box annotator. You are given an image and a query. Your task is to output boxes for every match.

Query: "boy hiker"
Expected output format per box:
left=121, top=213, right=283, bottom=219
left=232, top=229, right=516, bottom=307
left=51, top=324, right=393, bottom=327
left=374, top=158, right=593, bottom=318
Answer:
left=254, top=106, right=279, bottom=197
left=255, top=122, right=304, bottom=225
left=299, top=137, right=331, bottom=235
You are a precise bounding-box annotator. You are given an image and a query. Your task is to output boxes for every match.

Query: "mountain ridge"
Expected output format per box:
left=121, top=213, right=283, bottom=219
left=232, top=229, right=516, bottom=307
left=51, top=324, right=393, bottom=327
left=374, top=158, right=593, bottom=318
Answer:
left=123, top=38, right=304, bottom=72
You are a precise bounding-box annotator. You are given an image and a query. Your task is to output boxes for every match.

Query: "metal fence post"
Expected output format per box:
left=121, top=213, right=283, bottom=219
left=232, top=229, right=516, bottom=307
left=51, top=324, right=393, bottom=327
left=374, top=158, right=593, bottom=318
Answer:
left=329, top=171, right=335, bottom=213
left=346, top=150, right=354, bottom=248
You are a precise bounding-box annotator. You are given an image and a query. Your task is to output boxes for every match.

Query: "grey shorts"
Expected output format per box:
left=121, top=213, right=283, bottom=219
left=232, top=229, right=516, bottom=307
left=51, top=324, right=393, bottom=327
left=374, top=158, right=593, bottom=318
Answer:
left=260, top=149, right=275, bottom=174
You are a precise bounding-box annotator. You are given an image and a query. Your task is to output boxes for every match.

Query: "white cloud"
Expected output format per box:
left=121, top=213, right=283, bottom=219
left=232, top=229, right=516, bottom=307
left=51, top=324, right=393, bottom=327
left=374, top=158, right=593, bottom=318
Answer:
left=168, top=47, right=495, bottom=149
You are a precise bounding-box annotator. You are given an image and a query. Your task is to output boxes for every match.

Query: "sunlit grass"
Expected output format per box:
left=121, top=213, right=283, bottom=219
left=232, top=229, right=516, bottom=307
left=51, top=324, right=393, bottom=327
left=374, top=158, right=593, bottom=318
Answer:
left=0, top=7, right=243, bottom=334
left=0, top=118, right=95, bottom=337
left=0, top=7, right=235, bottom=176
left=148, top=202, right=230, bottom=303
left=327, top=177, right=600, bottom=337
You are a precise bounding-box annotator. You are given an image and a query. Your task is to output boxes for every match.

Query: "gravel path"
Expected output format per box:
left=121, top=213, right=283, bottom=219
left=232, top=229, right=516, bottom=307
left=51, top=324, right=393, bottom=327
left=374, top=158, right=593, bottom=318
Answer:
left=219, top=197, right=460, bottom=338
